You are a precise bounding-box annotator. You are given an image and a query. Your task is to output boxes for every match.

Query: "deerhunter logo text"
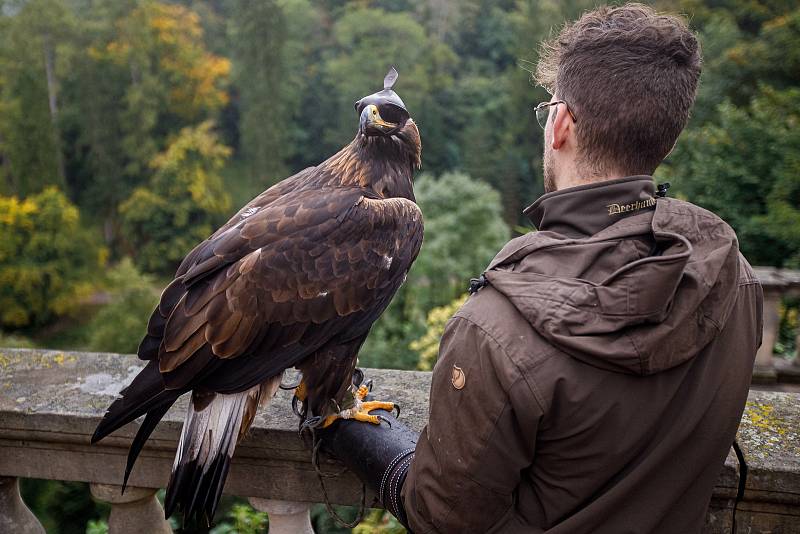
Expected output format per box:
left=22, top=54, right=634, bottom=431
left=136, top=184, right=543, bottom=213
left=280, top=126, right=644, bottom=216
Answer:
left=606, top=197, right=656, bottom=216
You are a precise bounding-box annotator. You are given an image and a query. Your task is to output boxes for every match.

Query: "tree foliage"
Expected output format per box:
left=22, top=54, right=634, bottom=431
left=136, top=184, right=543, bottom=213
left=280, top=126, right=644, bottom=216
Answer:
left=0, top=0, right=73, bottom=197
left=96, top=0, right=230, bottom=178
left=119, top=121, right=232, bottom=274
left=87, top=258, right=160, bottom=354
left=662, top=1, right=800, bottom=267
left=662, top=86, right=800, bottom=267
left=229, top=0, right=322, bottom=180
left=409, top=172, right=510, bottom=311
left=412, top=293, right=468, bottom=371
left=0, top=187, right=100, bottom=328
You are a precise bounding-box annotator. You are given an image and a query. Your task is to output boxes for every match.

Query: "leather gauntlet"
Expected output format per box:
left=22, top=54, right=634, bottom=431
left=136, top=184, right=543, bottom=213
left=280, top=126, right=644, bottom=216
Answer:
left=321, top=406, right=419, bottom=529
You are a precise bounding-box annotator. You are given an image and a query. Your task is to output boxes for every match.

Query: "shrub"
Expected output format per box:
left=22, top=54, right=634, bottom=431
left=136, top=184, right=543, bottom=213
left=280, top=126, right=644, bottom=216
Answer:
left=86, top=258, right=160, bottom=354
left=0, top=187, right=101, bottom=328
left=412, top=294, right=468, bottom=371
left=119, top=121, right=231, bottom=275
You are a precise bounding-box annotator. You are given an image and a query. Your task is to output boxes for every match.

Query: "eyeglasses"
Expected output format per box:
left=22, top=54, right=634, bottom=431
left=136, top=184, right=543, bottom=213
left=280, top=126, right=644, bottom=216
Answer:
left=534, top=100, right=577, bottom=129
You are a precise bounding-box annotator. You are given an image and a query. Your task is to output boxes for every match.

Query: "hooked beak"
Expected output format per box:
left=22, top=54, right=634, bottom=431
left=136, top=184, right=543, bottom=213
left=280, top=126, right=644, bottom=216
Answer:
left=359, top=104, right=398, bottom=136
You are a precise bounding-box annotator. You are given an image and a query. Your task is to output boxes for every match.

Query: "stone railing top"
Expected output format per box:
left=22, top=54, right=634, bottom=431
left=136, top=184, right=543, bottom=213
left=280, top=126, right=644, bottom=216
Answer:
left=0, top=348, right=429, bottom=505
left=752, top=266, right=800, bottom=294
left=0, top=348, right=430, bottom=432
left=1, top=348, right=799, bottom=508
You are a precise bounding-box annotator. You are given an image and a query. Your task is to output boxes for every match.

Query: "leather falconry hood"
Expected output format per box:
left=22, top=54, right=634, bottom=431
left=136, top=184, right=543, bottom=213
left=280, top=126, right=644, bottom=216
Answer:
left=354, top=66, right=408, bottom=116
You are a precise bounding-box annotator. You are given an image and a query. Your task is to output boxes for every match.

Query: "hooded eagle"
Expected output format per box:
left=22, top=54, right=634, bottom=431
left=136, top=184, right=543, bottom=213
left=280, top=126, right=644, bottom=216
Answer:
left=91, top=68, right=423, bottom=524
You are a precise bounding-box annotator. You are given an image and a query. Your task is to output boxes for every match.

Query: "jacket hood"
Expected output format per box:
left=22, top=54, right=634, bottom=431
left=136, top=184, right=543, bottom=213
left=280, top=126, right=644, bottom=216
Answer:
left=484, top=176, right=741, bottom=376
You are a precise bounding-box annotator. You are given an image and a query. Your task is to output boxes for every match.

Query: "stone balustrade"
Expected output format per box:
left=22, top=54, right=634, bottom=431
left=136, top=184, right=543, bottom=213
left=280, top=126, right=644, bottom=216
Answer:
left=1, top=348, right=799, bottom=533
left=752, top=267, right=800, bottom=384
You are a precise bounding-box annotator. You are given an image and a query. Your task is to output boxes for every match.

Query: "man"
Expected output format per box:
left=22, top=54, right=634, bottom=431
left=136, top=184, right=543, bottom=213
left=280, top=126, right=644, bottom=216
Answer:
left=326, top=4, right=763, bottom=533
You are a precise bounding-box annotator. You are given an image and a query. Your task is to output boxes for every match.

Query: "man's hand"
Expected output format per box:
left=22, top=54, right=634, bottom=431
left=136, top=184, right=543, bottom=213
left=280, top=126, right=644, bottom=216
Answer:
left=312, top=371, right=418, bottom=529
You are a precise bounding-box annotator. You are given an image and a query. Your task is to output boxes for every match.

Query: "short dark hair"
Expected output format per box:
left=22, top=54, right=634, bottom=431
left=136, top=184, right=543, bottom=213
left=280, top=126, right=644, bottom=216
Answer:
left=536, top=3, right=701, bottom=175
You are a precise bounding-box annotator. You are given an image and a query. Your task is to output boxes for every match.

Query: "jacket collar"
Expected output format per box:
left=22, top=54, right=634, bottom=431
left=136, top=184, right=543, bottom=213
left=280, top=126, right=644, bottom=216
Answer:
left=523, top=175, right=657, bottom=237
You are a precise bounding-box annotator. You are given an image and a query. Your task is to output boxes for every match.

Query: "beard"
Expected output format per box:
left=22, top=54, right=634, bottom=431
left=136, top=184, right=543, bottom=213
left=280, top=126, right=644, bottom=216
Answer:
left=543, top=142, right=556, bottom=193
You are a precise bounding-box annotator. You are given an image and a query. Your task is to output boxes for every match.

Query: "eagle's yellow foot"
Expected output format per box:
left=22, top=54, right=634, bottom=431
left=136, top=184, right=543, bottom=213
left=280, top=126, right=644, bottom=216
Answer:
left=294, top=381, right=307, bottom=401
left=292, top=380, right=308, bottom=418
left=320, top=384, right=397, bottom=428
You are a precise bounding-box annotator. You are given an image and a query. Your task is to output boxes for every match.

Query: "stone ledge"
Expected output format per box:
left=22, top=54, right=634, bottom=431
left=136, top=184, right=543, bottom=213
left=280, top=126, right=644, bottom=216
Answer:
left=1, top=348, right=799, bottom=532
left=752, top=267, right=800, bottom=295
left=0, top=348, right=429, bottom=505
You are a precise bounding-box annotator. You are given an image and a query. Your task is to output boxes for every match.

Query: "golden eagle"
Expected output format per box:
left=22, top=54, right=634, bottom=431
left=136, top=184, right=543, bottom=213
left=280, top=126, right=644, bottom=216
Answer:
left=91, top=67, right=423, bottom=524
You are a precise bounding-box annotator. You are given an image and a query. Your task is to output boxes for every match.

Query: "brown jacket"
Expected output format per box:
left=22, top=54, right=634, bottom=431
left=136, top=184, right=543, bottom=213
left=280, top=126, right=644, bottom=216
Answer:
left=402, top=176, right=763, bottom=533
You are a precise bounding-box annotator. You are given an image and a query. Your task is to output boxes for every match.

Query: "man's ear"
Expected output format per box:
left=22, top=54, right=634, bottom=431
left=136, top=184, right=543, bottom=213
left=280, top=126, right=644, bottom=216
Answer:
left=551, top=103, right=574, bottom=150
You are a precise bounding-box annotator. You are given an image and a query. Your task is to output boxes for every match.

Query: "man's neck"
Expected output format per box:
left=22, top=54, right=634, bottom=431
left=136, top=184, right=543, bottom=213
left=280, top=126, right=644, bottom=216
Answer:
left=554, top=164, right=626, bottom=191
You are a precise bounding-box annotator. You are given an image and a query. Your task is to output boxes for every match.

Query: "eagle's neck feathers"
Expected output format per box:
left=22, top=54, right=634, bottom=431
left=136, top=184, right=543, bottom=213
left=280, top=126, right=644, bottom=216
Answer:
left=320, top=119, right=421, bottom=202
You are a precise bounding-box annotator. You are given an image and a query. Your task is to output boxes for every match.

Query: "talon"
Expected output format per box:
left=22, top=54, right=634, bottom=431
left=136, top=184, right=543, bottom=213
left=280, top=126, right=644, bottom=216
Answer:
left=352, top=412, right=382, bottom=424
left=393, top=404, right=401, bottom=419
left=314, top=396, right=398, bottom=429
left=377, top=414, right=392, bottom=428
left=352, top=368, right=365, bottom=387
left=364, top=378, right=374, bottom=392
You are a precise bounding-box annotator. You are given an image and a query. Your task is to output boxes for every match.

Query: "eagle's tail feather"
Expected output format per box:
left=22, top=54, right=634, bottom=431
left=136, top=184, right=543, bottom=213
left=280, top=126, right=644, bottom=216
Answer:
left=122, top=403, right=172, bottom=492
left=164, top=377, right=280, bottom=525
left=163, top=397, right=239, bottom=524
left=91, top=360, right=179, bottom=444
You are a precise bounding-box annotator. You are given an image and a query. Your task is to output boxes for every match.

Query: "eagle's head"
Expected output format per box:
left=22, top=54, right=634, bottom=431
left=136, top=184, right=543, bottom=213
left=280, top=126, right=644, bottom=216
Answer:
left=354, top=67, right=409, bottom=138
left=353, top=67, right=421, bottom=171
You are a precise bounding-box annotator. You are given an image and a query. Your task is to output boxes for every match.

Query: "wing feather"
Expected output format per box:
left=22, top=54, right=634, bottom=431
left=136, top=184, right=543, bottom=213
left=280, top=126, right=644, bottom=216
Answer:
left=144, top=185, right=422, bottom=394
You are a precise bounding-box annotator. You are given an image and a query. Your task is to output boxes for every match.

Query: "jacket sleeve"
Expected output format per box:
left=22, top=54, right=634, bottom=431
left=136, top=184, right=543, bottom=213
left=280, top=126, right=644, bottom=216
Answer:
left=402, top=314, right=543, bottom=533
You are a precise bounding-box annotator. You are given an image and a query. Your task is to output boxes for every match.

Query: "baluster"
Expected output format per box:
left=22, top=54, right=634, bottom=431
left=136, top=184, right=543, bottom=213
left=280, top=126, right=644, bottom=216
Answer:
left=0, top=476, right=45, bottom=534
left=755, top=290, right=781, bottom=380
left=793, top=322, right=800, bottom=368
left=89, top=484, right=171, bottom=534
left=248, top=498, right=313, bottom=534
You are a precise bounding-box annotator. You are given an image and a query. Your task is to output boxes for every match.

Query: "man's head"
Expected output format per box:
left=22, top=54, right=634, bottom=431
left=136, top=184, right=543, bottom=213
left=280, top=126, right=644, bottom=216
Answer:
left=535, top=3, right=701, bottom=192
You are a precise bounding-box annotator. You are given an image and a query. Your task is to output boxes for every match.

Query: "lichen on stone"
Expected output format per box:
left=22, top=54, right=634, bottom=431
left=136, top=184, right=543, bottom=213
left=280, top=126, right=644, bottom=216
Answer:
left=738, top=394, right=800, bottom=462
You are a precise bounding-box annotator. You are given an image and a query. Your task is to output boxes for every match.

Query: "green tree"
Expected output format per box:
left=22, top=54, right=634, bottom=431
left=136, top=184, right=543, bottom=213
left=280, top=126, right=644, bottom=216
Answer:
left=410, top=172, right=511, bottom=310
left=58, top=0, right=138, bottom=231
left=230, top=0, right=288, bottom=179
left=412, top=293, right=469, bottom=371
left=660, top=86, right=800, bottom=267
left=672, top=2, right=800, bottom=126
left=229, top=0, right=323, bottom=181
left=322, top=6, right=458, bottom=159
left=20, top=480, right=108, bottom=534
left=0, top=187, right=101, bottom=328
left=87, top=258, right=160, bottom=354
left=100, top=1, right=230, bottom=175
left=0, top=0, right=74, bottom=197
left=119, top=121, right=232, bottom=274
left=353, top=509, right=407, bottom=534
left=209, top=503, right=268, bottom=534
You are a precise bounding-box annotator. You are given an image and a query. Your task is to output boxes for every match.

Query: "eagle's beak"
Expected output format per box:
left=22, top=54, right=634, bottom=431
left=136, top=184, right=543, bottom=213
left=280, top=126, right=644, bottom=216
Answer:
left=360, top=105, right=397, bottom=136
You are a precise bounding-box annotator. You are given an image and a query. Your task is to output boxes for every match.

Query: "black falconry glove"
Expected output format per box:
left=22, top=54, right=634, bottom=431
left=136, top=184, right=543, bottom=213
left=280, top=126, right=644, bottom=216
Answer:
left=317, top=374, right=419, bottom=531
